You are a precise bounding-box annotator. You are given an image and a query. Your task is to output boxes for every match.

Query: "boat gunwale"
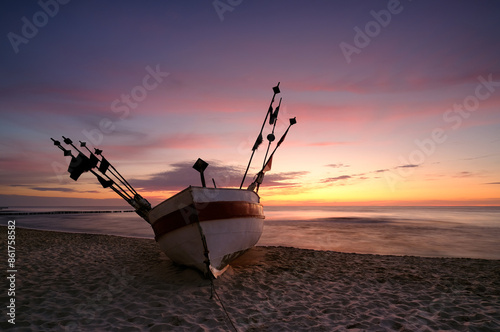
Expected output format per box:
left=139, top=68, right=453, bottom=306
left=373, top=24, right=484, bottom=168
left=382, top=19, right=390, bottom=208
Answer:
left=150, top=186, right=261, bottom=211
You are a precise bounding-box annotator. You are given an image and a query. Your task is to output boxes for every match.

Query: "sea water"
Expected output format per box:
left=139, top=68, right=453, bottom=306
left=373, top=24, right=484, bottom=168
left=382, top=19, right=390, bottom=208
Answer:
left=262, top=206, right=500, bottom=259
left=1, top=206, right=499, bottom=259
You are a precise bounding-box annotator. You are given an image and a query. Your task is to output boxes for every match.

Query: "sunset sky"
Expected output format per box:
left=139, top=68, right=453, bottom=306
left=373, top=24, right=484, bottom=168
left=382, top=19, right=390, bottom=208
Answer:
left=1, top=0, right=499, bottom=207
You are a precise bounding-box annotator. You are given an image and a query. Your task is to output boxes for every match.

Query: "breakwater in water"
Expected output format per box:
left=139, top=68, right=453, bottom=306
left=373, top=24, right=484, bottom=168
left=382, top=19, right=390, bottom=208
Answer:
left=0, top=210, right=134, bottom=216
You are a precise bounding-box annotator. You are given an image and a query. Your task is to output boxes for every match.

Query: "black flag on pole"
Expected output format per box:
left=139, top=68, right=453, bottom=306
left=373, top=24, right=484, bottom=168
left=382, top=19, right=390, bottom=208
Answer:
left=269, top=98, right=281, bottom=125
left=68, top=153, right=91, bottom=181
left=277, top=117, right=297, bottom=147
left=272, top=83, right=280, bottom=94
left=99, top=157, right=110, bottom=174
left=96, top=174, right=114, bottom=188
left=89, top=153, right=99, bottom=169
left=239, top=82, right=282, bottom=189
left=277, top=129, right=289, bottom=147
left=267, top=105, right=274, bottom=125
left=252, top=133, right=263, bottom=151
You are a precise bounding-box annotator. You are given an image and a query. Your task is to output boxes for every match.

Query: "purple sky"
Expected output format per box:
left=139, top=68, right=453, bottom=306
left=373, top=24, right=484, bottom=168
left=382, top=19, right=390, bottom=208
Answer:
left=1, top=0, right=500, bottom=206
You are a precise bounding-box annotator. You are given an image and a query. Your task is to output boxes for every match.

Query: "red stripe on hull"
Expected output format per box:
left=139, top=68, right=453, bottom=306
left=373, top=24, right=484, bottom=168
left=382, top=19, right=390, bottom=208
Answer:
left=151, top=201, right=264, bottom=241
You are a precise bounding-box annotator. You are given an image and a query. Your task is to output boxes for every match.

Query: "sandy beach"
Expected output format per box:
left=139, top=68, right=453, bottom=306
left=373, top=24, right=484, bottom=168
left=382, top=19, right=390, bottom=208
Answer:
left=1, top=227, right=500, bottom=331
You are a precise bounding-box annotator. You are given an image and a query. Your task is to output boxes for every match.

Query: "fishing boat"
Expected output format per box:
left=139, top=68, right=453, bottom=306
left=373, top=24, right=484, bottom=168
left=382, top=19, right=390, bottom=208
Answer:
left=51, top=83, right=296, bottom=278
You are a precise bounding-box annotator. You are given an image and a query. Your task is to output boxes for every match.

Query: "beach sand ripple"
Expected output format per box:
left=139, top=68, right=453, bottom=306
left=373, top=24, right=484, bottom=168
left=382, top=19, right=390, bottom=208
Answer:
left=1, top=227, right=499, bottom=331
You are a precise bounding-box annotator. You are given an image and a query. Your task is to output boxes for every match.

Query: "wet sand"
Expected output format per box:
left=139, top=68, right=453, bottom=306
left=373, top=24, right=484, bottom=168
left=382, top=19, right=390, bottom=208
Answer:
left=1, top=227, right=499, bottom=331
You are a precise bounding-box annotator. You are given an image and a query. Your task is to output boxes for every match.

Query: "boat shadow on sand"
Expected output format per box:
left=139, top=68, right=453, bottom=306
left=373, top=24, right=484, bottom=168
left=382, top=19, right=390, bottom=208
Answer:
left=141, top=246, right=267, bottom=287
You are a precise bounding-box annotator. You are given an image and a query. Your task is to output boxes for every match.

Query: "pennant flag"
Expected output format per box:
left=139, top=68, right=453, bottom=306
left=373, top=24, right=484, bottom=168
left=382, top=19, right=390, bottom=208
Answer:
left=277, top=129, right=289, bottom=147
left=270, top=107, right=279, bottom=125
left=68, top=158, right=84, bottom=180
left=89, top=153, right=99, bottom=169
left=68, top=153, right=91, bottom=181
left=277, top=118, right=297, bottom=147
left=268, top=106, right=275, bottom=125
left=96, top=174, right=114, bottom=188
left=99, top=157, right=110, bottom=174
left=269, top=98, right=281, bottom=125
left=272, top=83, right=280, bottom=94
left=263, top=155, right=273, bottom=173
left=252, top=133, right=263, bottom=151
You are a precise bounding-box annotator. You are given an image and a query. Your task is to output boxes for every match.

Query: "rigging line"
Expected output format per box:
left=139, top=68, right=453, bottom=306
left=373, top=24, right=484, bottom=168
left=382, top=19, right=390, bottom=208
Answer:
left=103, top=157, right=139, bottom=196
left=89, top=170, right=132, bottom=201
left=194, top=219, right=238, bottom=331
left=78, top=140, right=139, bottom=196
left=105, top=165, right=138, bottom=196
left=97, top=162, right=136, bottom=199
left=94, top=151, right=138, bottom=196
left=195, top=221, right=212, bottom=279
left=80, top=142, right=130, bottom=195
left=98, top=170, right=134, bottom=201
left=211, top=281, right=239, bottom=332
left=109, top=185, right=131, bottom=201
left=80, top=143, right=128, bottom=191
left=71, top=139, right=136, bottom=198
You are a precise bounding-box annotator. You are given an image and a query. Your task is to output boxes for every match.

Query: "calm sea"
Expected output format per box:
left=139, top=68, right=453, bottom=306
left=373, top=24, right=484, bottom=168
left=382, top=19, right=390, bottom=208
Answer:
left=1, top=206, right=499, bottom=259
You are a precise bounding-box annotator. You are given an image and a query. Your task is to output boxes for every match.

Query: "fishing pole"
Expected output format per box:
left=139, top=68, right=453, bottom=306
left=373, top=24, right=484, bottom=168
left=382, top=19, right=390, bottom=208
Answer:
left=51, top=138, right=72, bottom=156
left=264, top=117, right=297, bottom=167
left=251, top=117, right=297, bottom=192
left=60, top=137, right=133, bottom=201
left=89, top=169, right=129, bottom=201
left=78, top=139, right=139, bottom=196
left=52, top=137, right=151, bottom=222
left=240, top=82, right=281, bottom=189
left=95, top=150, right=139, bottom=196
left=52, top=137, right=130, bottom=200
left=263, top=97, right=281, bottom=168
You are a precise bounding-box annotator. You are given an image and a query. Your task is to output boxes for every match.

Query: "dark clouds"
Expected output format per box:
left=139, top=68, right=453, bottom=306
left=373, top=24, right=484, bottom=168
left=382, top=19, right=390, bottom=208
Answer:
left=130, top=161, right=308, bottom=191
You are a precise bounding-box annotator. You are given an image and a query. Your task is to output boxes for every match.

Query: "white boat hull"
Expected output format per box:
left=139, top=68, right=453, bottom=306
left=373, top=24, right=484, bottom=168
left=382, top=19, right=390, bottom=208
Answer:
left=148, top=187, right=264, bottom=277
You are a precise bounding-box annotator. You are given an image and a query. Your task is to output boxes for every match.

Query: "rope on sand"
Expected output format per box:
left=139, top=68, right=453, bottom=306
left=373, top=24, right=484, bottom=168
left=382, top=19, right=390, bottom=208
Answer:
left=210, top=280, right=239, bottom=332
